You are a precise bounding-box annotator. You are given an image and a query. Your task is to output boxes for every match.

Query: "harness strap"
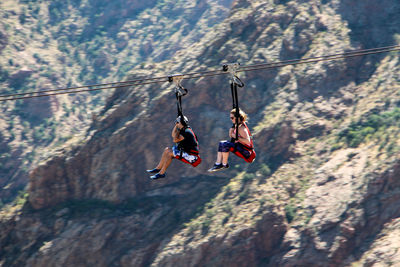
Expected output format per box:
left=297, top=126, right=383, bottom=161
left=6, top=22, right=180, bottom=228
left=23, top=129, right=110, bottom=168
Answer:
left=234, top=83, right=240, bottom=141
left=169, top=74, right=188, bottom=124
left=231, top=122, right=254, bottom=150
left=176, top=92, right=183, bottom=118
left=224, top=63, right=244, bottom=141
left=230, top=82, right=239, bottom=141
left=241, top=122, right=254, bottom=149
left=187, top=127, right=200, bottom=154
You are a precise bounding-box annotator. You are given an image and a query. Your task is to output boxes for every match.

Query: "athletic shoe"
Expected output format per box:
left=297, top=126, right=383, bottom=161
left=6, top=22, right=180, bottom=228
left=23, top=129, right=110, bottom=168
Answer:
left=221, top=164, right=229, bottom=170
left=208, top=164, right=224, bottom=172
left=150, top=173, right=166, bottom=180
left=146, top=168, right=160, bottom=174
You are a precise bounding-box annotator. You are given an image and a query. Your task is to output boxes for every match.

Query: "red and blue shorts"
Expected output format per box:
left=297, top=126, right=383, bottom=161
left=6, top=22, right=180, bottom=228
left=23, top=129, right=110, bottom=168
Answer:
left=218, top=140, right=256, bottom=163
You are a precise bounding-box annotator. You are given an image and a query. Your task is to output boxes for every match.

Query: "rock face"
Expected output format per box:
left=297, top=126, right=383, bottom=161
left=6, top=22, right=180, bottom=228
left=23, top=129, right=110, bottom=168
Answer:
left=0, top=0, right=234, bottom=206
left=1, top=0, right=400, bottom=266
left=0, top=29, right=7, bottom=51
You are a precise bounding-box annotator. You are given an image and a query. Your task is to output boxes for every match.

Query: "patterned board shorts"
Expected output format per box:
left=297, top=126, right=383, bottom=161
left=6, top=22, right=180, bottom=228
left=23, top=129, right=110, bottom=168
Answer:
left=172, top=145, right=199, bottom=164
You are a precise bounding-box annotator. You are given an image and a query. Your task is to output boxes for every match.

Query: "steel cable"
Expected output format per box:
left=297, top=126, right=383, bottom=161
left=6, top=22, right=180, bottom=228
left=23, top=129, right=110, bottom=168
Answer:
left=0, top=45, right=399, bottom=102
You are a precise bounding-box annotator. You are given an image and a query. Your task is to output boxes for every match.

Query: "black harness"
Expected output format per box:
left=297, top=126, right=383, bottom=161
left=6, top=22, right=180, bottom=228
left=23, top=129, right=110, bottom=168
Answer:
left=223, top=63, right=244, bottom=142
left=223, top=64, right=255, bottom=163
left=169, top=75, right=188, bottom=127
left=168, top=74, right=199, bottom=160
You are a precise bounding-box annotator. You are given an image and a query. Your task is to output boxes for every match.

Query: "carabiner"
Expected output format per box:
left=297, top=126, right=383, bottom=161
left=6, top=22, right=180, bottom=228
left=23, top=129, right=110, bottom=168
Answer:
left=168, top=74, right=187, bottom=96
left=222, top=63, right=244, bottom=87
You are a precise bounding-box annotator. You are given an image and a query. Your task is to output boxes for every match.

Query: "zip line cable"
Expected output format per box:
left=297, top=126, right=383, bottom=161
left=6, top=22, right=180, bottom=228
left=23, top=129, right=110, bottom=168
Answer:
left=0, top=63, right=228, bottom=100
left=0, top=44, right=399, bottom=102
left=0, top=80, right=168, bottom=101
left=0, top=68, right=227, bottom=101
left=1, top=45, right=398, bottom=101
left=239, top=45, right=400, bottom=73
left=238, top=44, right=400, bottom=71
left=0, top=76, right=168, bottom=98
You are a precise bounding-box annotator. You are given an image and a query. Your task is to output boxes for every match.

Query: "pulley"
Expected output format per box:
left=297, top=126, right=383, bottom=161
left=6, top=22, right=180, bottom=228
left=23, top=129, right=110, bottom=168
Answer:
left=168, top=74, right=187, bottom=97
left=222, top=63, right=244, bottom=87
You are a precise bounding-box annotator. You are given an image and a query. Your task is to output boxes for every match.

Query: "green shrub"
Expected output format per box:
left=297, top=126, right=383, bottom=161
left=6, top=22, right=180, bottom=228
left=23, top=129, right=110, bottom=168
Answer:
left=284, top=203, right=297, bottom=223
left=330, top=142, right=343, bottom=151
left=386, top=141, right=398, bottom=156
left=222, top=215, right=229, bottom=225
left=347, top=152, right=357, bottom=161
left=259, top=164, right=272, bottom=176
left=223, top=185, right=232, bottom=199
left=338, top=108, right=400, bottom=148
left=242, top=173, right=254, bottom=183
left=222, top=203, right=232, bottom=215
left=201, top=217, right=212, bottom=232
left=19, top=7, right=27, bottom=24
left=237, top=189, right=249, bottom=204
left=15, top=190, right=28, bottom=206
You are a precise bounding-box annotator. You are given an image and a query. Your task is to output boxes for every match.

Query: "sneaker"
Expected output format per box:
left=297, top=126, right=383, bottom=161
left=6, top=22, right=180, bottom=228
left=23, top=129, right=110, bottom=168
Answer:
left=146, top=168, right=160, bottom=174
left=150, top=173, right=166, bottom=180
left=221, top=164, right=229, bottom=170
left=208, top=164, right=223, bottom=172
